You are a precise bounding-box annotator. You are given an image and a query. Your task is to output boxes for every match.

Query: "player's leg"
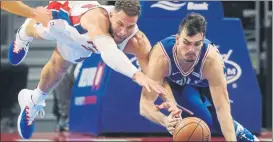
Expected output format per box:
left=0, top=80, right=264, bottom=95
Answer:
left=37, top=50, right=72, bottom=94
left=8, top=2, right=58, bottom=65
left=200, top=88, right=260, bottom=141
left=17, top=37, right=91, bottom=139
left=175, top=85, right=214, bottom=130
left=52, top=65, right=76, bottom=132
left=17, top=48, right=72, bottom=139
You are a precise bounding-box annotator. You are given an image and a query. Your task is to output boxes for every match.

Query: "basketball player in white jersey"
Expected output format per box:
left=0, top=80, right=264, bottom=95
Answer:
left=8, top=1, right=168, bottom=139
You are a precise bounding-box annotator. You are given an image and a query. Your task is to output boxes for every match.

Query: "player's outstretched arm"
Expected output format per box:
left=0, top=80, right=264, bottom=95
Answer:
left=1, top=1, right=36, bottom=17
left=80, top=10, right=168, bottom=95
left=139, top=43, right=181, bottom=134
left=203, top=45, right=236, bottom=141
left=1, top=1, right=51, bottom=26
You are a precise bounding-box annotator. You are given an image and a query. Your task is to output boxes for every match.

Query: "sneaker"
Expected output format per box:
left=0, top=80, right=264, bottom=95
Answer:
left=17, top=89, right=45, bottom=139
left=235, top=120, right=260, bottom=142
left=8, top=19, right=33, bottom=65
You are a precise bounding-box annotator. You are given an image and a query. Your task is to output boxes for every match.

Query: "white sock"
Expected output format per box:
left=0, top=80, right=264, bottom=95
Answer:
left=32, top=87, right=48, bottom=104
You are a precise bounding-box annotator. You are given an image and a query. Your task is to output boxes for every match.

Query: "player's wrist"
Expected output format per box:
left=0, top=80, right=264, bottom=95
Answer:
left=132, top=71, right=142, bottom=81
left=163, top=117, right=168, bottom=127
left=30, top=8, right=37, bottom=18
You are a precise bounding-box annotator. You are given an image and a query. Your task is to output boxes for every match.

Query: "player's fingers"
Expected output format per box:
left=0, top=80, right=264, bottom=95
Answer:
left=176, top=110, right=183, bottom=119
left=156, top=102, right=169, bottom=110
left=172, top=109, right=182, bottom=117
left=168, top=120, right=180, bottom=128
left=155, top=104, right=164, bottom=110
left=157, top=85, right=169, bottom=96
left=149, top=83, right=161, bottom=94
left=168, top=118, right=181, bottom=123
left=150, top=80, right=167, bottom=95
left=168, top=128, right=175, bottom=134
left=144, top=84, right=151, bottom=92
left=168, top=119, right=180, bottom=127
left=168, top=107, right=175, bottom=112
left=158, top=102, right=170, bottom=110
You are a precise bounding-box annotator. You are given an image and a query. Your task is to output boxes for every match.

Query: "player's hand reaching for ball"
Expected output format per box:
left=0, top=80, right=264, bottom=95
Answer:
left=163, top=110, right=182, bottom=135
left=156, top=101, right=182, bottom=134
left=156, top=101, right=182, bottom=117
left=133, top=71, right=169, bottom=95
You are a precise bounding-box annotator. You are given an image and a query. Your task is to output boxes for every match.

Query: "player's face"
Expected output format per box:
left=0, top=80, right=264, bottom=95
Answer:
left=109, top=10, right=138, bottom=44
left=176, top=30, right=204, bottom=62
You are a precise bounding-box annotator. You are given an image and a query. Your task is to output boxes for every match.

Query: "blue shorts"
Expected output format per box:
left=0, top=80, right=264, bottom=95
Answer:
left=168, top=80, right=222, bottom=134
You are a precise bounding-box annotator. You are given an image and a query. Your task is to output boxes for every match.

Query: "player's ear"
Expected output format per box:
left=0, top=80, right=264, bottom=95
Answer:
left=176, top=34, right=180, bottom=45
left=202, top=33, right=205, bottom=41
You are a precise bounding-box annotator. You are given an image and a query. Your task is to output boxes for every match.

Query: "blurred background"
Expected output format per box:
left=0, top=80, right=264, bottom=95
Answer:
left=1, top=1, right=272, bottom=141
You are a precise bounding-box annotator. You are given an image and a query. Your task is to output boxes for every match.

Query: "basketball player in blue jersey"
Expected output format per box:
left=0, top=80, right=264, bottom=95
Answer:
left=139, top=13, right=259, bottom=141
left=7, top=1, right=168, bottom=139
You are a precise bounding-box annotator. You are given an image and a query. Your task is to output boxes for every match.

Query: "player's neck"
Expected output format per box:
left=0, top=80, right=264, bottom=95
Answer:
left=176, top=47, right=195, bottom=72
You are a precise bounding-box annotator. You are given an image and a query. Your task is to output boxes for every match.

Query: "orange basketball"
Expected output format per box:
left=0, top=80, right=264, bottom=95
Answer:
left=173, top=117, right=211, bottom=142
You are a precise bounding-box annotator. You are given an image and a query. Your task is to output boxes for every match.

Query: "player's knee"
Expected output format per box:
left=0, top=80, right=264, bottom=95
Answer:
left=49, top=53, right=70, bottom=74
left=51, top=62, right=69, bottom=74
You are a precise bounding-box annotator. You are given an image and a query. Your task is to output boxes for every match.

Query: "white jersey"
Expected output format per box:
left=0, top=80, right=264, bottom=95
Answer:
left=46, top=1, right=138, bottom=63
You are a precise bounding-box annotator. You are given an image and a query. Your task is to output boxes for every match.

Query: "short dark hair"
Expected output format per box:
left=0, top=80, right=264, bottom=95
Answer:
left=114, top=0, right=141, bottom=17
left=178, top=13, right=207, bottom=36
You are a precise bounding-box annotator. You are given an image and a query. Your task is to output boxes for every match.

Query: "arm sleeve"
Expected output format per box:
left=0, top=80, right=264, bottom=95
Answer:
left=93, top=35, right=139, bottom=79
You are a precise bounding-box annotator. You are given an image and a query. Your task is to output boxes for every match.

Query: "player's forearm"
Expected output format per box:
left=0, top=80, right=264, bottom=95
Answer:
left=1, top=2, right=35, bottom=18
left=93, top=36, right=139, bottom=79
left=159, top=92, right=176, bottom=103
left=140, top=99, right=167, bottom=126
left=160, top=81, right=176, bottom=103
left=137, top=58, right=149, bottom=74
left=216, top=107, right=236, bottom=141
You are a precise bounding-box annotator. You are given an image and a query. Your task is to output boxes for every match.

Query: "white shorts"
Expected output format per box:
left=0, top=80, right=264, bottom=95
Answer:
left=56, top=41, right=92, bottom=64
left=43, top=1, right=102, bottom=63
left=45, top=17, right=95, bottom=64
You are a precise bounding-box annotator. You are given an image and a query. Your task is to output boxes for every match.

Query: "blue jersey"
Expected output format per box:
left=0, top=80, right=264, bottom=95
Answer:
left=159, top=35, right=217, bottom=87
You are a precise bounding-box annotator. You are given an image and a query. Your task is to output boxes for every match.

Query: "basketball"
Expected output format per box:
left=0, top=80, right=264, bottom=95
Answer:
left=173, top=117, right=211, bottom=142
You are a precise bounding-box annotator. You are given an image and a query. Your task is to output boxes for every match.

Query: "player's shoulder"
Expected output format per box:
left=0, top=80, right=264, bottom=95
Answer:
left=205, top=38, right=219, bottom=57
left=85, top=8, right=108, bottom=20
left=127, top=30, right=144, bottom=46
left=158, top=35, right=176, bottom=49
left=81, top=7, right=109, bottom=28
left=205, top=42, right=223, bottom=68
left=160, top=35, right=176, bottom=44
left=150, top=42, right=170, bottom=63
left=149, top=42, right=170, bottom=76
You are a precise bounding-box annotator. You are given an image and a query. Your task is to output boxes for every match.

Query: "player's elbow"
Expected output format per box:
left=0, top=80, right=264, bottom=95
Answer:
left=139, top=99, right=147, bottom=117
left=139, top=98, right=152, bottom=117
left=214, top=103, right=231, bottom=114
